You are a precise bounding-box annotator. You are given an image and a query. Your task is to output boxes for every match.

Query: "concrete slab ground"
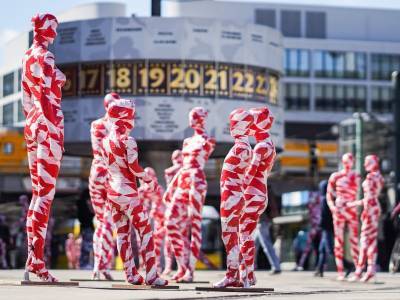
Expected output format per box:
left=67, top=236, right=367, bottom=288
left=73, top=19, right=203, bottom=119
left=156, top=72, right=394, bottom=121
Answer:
left=0, top=269, right=399, bottom=300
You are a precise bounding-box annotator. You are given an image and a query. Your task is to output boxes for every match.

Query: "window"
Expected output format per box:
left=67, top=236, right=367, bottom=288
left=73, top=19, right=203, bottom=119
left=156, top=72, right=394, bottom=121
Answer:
left=255, top=9, right=276, bottom=28
left=314, top=51, right=366, bottom=79
left=306, top=12, right=326, bottom=39
left=285, top=83, right=310, bottom=111
left=17, top=99, right=25, bottom=122
left=2, top=102, right=14, bottom=125
left=371, top=86, right=393, bottom=113
left=3, top=142, right=14, bottom=155
left=371, top=54, right=400, bottom=80
left=281, top=10, right=301, bottom=37
left=315, top=84, right=366, bottom=112
left=17, top=69, right=22, bottom=92
left=284, top=49, right=310, bottom=77
left=3, top=72, right=14, bottom=97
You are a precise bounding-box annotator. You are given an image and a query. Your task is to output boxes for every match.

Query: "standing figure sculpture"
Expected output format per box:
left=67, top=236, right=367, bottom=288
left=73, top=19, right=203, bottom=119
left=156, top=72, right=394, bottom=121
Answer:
left=214, top=108, right=254, bottom=288
left=327, top=153, right=360, bottom=280
left=102, top=99, right=167, bottom=286
left=89, top=93, right=119, bottom=280
left=162, top=150, right=183, bottom=275
left=349, top=155, right=384, bottom=282
left=143, top=167, right=166, bottom=272
left=22, top=13, right=65, bottom=282
left=240, top=107, right=276, bottom=287
left=165, top=107, right=215, bottom=282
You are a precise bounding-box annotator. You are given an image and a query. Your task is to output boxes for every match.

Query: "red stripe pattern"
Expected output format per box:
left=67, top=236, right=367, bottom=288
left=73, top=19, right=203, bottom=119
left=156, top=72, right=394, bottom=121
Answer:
left=103, top=99, right=167, bottom=286
left=327, top=153, right=360, bottom=278
left=23, top=13, right=64, bottom=282
left=164, top=107, right=215, bottom=282
left=354, top=155, right=384, bottom=281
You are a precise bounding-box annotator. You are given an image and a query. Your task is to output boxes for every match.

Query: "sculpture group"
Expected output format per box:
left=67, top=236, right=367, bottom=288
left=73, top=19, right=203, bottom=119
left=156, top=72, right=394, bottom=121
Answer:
left=21, top=13, right=384, bottom=286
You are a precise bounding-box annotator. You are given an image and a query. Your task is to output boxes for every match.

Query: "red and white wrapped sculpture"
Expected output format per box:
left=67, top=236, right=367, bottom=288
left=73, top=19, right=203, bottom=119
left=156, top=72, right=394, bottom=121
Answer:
left=89, top=93, right=119, bottom=280
left=140, top=167, right=166, bottom=272
left=350, top=155, right=384, bottom=282
left=239, top=107, right=276, bottom=287
left=327, top=153, right=360, bottom=280
left=214, top=108, right=254, bottom=288
left=102, top=99, right=167, bottom=286
left=164, top=107, right=215, bottom=282
left=22, top=13, right=65, bottom=282
left=162, top=150, right=183, bottom=276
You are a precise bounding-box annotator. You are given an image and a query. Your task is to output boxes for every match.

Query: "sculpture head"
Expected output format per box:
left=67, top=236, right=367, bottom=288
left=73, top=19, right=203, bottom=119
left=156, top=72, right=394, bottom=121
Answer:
left=107, top=99, right=135, bottom=135
left=104, top=92, right=120, bottom=110
left=144, top=167, right=157, bottom=181
left=229, top=108, right=253, bottom=138
left=171, top=149, right=182, bottom=165
left=189, top=107, right=208, bottom=132
left=342, top=153, right=354, bottom=171
left=31, top=13, right=58, bottom=45
left=249, top=106, right=274, bottom=137
left=364, top=154, right=379, bottom=172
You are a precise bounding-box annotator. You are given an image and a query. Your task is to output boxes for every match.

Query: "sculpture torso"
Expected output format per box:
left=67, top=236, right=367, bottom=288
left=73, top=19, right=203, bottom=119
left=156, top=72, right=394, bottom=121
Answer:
left=181, top=133, right=214, bottom=170
left=22, top=43, right=65, bottom=134
left=362, top=171, right=384, bottom=212
left=220, top=137, right=252, bottom=201
left=329, top=170, right=359, bottom=209
left=91, top=117, right=109, bottom=163
left=246, top=138, right=276, bottom=196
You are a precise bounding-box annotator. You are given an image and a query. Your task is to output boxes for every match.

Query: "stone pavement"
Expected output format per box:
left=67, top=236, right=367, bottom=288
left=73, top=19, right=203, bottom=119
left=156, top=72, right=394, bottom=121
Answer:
left=0, top=269, right=399, bottom=300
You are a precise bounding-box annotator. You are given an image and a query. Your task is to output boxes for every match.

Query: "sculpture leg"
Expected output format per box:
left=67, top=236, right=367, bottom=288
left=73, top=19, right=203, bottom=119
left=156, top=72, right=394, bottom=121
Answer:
left=98, top=202, right=115, bottom=278
left=162, top=235, right=174, bottom=275
left=347, top=209, right=360, bottom=267
left=239, top=196, right=266, bottom=287
left=332, top=213, right=345, bottom=278
left=165, top=197, right=189, bottom=280
left=24, top=129, right=39, bottom=274
left=111, top=203, right=143, bottom=284
left=153, top=218, right=164, bottom=272
left=129, top=200, right=167, bottom=286
left=214, top=191, right=244, bottom=287
left=183, top=170, right=207, bottom=282
left=28, top=131, right=61, bottom=282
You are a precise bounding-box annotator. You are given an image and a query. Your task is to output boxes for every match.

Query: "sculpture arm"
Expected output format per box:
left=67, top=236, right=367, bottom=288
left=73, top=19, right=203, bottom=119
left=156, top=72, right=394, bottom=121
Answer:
left=126, top=137, right=152, bottom=186
left=21, top=79, right=33, bottom=117
left=39, top=52, right=59, bottom=134
left=243, top=143, right=265, bottom=188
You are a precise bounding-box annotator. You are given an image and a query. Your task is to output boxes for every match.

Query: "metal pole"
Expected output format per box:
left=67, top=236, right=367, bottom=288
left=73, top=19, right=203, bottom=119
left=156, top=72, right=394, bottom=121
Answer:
left=355, top=113, right=364, bottom=199
left=393, top=72, right=400, bottom=203
left=355, top=113, right=364, bottom=177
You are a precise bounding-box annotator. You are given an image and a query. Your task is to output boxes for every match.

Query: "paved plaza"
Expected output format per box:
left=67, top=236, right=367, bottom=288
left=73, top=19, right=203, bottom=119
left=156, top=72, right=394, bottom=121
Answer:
left=0, top=269, right=399, bottom=299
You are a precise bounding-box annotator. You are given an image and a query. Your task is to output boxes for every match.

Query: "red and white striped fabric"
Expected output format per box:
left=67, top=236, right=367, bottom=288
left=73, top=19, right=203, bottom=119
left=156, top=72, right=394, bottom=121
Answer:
left=23, top=13, right=64, bottom=282
left=164, top=107, right=215, bottom=282
left=239, top=107, right=276, bottom=287
left=214, top=108, right=254, bottom=288
left=89, top=93, right=119, bottom=280
left=162, top=150, right=182, bottom=275
left=327, top=153, right=360, bottom=280
left=353, top=155, right=384, bottom=282
left=103, top=99, right=167, bottom=286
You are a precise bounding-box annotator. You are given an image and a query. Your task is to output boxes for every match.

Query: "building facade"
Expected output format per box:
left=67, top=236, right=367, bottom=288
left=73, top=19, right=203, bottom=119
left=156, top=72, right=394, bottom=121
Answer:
left=165, top=0, right=399, bottom=178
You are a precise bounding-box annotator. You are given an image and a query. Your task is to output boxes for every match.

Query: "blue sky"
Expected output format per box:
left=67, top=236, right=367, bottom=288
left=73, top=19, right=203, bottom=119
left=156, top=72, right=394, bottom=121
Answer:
left=1, top=0, right=400, bottom=66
